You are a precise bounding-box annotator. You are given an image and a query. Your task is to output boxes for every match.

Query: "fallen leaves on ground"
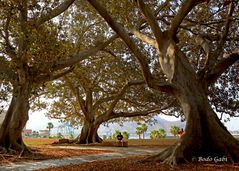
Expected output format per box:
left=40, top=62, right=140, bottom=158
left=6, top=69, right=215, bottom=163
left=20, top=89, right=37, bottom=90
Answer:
left=0, top=147, right=109, bottom=166
left=37, top=155, right=239, bottom=171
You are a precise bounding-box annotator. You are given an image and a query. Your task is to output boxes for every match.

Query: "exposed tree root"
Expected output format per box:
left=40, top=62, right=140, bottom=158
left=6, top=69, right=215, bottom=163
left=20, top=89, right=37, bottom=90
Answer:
left=142, top=134, right=239, bottom=167
left=18, top=146, right=33, bottom=158
left=8, top=148, right=18, bottom=155
left=0, top=146, right=7, bottom=154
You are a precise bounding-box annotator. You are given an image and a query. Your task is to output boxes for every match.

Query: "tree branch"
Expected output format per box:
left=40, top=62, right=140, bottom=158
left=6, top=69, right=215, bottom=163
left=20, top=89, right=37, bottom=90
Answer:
left=53, top=34, right=118, bottom=70
left=85, top=89, right=93, bottom=116
left=130, top=29, right=157, bottom=48
left=105, top=80, right=145, bottom=116
left=206, top=49, right=239, bottom=86
left=64, top=76, right=88, bottom=116
left=34, top=0, right=75, bottom=25
left=35, top=66, right=74, bottom=83
left=168, top=0, right=201, bottom=37
left=0, top=60, right=16, bottom=81
left=205, top=1, right=235, bottom=71
left=1, top=14, right=17, bottom=59
left=92, top=95, right=118, bottom=111
left=87, top=0, right=175, bottom=94
left=108, top=100, right=174, bottom=120
left=219, top=2, right=234, bottom=49
left=110, top=108, right=160, bottom=119
left=135, top=0, right=163, bottom=42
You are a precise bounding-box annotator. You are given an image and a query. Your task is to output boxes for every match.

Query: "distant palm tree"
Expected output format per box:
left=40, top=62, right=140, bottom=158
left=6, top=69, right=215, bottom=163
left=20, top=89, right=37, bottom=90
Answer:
left=122, top=131, right=129, bottom=139
left=47, top=122, right=54, bottom=135
left=140, top=124, right=148, bottom=139
left=150, top=130, right=159, bottom=139
left=136, top=127, right=143, bottom=139
left=150, top=128, right=166, bottom=139
left=158, top=128, right=166, bottom=138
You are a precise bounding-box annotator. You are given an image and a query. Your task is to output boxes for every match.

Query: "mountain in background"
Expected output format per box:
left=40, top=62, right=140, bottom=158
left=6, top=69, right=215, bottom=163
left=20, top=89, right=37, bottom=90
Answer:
left=98, top=116, right=186, bottom=138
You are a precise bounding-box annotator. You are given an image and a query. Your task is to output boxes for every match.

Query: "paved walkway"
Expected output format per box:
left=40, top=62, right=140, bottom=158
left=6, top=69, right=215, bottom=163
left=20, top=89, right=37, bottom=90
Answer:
left=0, top=146, right=164, bottom=171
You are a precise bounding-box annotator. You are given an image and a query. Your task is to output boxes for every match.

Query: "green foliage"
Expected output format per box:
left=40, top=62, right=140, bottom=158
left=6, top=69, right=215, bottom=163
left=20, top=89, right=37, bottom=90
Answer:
left=32, top=131, right=39, bottom=138
left=141, top=124, right=148, bottom=133
left=113, top=130, right=121, bottom=139
left=170, top=125, right=180, bottom=137
left=158, top=128, right=166, bottom=138
left=150, top=128, right=166, bottom=139
left=136, top=126, right=143, bottom=139
left=136, top=124, right=148, bottom=139
left=112, top=130, right=129, bottom=140
left=56, top=132, right=64, bottom=139
left=102, top=135, right=107, bottom=140
left=122, top=131, right=129, bottom=139
left=150, top=130, right=160, bottom=140
left=69, top=133, right=74, bottom=140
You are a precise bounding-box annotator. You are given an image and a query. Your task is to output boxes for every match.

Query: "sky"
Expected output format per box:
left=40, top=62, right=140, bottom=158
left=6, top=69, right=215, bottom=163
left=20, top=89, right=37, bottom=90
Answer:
left=25, top=110, right=239, bottom=135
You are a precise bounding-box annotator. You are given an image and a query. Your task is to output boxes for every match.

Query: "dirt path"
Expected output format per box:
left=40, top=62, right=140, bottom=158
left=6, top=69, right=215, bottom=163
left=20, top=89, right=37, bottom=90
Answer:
left=0, top=146, right=164, bottom=171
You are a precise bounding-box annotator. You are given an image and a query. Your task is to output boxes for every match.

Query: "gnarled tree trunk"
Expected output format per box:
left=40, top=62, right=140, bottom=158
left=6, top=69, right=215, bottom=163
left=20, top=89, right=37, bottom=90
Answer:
left=75, top=120, right=102, bottom=144
left=0, top=86, right=30, bottom=153
left=146, top=69, right=239, bottom=165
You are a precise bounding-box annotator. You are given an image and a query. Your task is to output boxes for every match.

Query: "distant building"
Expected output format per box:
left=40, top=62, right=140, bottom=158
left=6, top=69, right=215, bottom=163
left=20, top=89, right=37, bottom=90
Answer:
left=23, top=129, right=32, bottom=137
left=39, top=130, right=50, bottom=138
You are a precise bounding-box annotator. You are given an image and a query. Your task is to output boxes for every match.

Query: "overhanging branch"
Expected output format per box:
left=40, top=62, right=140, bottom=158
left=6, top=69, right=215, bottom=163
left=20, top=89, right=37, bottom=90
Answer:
left=87, top=0, right=175, bottom=94
left=33, top=0, right=75, bottom=25
left=53, top=34, right=118, bottom=70
left=105, top=80, right=146, bottom=116
left=109, top=99, right=175, bottom=120
left=205, top=1, right=235, bottom=71
left=206, top=49, right=239, bottom=86
left=136, top=0, right=164, bottom=42
left=168, top=0, right=203, bottom=37
left=130, top=29, right=157, bottom=48
left=35, top=66, right=74, bottom=83
left=64, top=76, right=88, bottom=116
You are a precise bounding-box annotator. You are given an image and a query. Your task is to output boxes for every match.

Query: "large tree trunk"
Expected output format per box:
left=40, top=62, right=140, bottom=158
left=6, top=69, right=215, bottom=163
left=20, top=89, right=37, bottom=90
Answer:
left=146, top=78, right=239, bottom=165
left=143, top=38, right=239, bottom=165
left=0, top=87, right=30, bottom=153
left=75, top=120, right=102, bottom=144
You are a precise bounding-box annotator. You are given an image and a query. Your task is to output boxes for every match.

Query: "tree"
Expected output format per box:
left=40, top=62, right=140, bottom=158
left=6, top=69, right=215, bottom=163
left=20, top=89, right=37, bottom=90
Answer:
left=87, top=0, right=239, bottom=165
left=170, top=126, right=180, bottom=137
left=46, top=122, right=54, bottom=136
left=56, top=133, right=64, bottom=139
left=102, top=135, right=107, bottom=140
left=122, top=131, right=129, bottom=140
left=150, top=128, right=166, bottom=139
left=150, top=130, right=159, bottom=140
left=69, top=133, right=74, bottom=140
left=0, top=0, right=116, bottom=153
left=32, top=131, right=39, bottom=138
left=140, top=123, right=148, bottom=139
left=158, top=128, right=166, bottom=138
left=136, top=126, right=143, bottom=139
left=43, top=51, right=172, bottom=144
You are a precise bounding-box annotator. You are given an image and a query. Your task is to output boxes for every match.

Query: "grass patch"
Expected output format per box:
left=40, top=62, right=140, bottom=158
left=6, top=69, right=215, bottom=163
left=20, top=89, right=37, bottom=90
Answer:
left=24, top=138, right=59, bottom=146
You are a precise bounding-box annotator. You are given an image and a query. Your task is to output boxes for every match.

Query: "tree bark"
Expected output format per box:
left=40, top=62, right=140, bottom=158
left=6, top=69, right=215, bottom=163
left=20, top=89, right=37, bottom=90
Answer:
left=75, top=120, right=102, bottom=144
left=0, top=86, right=30, bottom=153
left=145, top=74, right=239, bottom=165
